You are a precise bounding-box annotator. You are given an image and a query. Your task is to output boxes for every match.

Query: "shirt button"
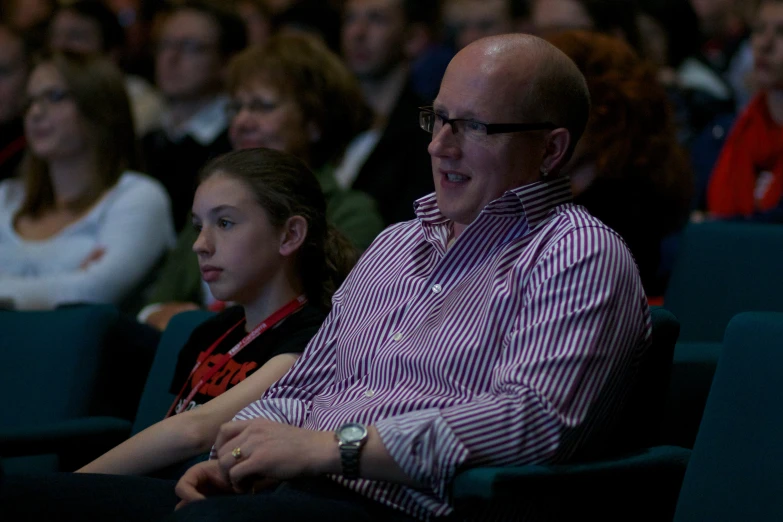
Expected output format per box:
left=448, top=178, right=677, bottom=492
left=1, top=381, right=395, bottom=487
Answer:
left=432, top=284, right=442, bottom=293
left=364, top=389, right=375, bottom=398
left=392, top=332, right=403, bottom=341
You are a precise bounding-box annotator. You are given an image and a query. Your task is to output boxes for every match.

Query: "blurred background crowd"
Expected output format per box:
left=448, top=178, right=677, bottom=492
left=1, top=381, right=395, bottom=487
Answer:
left=0, top=0, right=780, bottom=314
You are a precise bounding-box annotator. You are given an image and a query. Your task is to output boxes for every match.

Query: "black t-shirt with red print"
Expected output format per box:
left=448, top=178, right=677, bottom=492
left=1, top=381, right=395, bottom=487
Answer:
left=168, top=304, right=325, bottom=415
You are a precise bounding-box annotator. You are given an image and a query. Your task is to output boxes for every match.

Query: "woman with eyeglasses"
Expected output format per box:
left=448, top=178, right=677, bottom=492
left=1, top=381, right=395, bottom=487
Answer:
left=0, top=52, right=175, bottom=311
left=141, top=32, right=384, bottom=331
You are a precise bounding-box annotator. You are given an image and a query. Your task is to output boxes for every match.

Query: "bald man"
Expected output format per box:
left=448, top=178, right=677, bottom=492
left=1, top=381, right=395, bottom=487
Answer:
left=1, top=34, right=649, bottom=522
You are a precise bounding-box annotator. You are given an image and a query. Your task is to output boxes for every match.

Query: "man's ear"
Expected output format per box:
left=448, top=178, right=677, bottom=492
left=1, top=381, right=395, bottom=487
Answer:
left=540, top=128, right=572, bottom=176
left=279, top=216, right=308, bottom=257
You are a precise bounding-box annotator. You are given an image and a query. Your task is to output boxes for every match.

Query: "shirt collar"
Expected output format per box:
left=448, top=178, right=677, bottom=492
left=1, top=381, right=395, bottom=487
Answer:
left=414, top=175, right=573, bottom=231
left=160, top=95, right=230, bottom=145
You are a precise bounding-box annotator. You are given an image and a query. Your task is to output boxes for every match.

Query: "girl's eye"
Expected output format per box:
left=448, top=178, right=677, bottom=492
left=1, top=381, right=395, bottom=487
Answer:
left=191, top=222, right=202, bottom=232
left=218, top=219, right=233, bottom=229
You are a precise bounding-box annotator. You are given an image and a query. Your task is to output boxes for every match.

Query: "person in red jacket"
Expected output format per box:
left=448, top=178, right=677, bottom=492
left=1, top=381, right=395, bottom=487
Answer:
left=706, top=0, right=783, bottom=222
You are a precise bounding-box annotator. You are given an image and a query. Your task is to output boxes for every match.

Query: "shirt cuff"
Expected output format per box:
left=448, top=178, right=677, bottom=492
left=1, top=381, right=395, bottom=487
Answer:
left=374, top=409, right=469, bottom=501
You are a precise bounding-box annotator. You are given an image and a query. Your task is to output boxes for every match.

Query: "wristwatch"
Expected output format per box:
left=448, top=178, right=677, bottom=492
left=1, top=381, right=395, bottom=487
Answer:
left=335, top=422, right=368, bottom=480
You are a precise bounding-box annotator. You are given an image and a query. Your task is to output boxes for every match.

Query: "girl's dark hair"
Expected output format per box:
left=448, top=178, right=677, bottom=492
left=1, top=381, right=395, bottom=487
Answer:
left=199, top=148, right=358, bottom=311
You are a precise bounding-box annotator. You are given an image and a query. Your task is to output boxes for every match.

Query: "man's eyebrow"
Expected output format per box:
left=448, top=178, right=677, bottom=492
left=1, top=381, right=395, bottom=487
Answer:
left=430, top=103, right=481, bottom=120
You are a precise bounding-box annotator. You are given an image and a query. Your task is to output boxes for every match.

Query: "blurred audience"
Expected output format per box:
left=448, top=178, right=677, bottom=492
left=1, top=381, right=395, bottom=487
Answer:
left=690, top=0, right=754, bottom=109
left=548, top=30, right=693, bottom=296
left=271, top=0, right=342, bottom=53
left=48, top=0, right=165, bottom=135
left=0, top=24, right=32, bottom=182
left=442, top=0, right=531, bottom=51
left=335, top=0, right=434, bottom=225
left=531, top=0, right=643, bottom=55
left=0, top=52, right=174, bottom=311
left=705, top=0, right=783, bottom=223
left=141, top=33, right=383, bottom=331
left=230, top=0, right=273, bottom=46
left=142, top=1, right=246, bottom=232
left=2, top=0, right=55, bottom=27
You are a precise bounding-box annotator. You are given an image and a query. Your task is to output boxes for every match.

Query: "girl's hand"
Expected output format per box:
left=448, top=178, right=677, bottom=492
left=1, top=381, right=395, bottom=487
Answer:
left=174, top=459, right=234, bottom=509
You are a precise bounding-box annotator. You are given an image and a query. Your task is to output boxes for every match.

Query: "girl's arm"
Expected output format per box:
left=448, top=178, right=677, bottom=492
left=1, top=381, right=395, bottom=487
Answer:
left=77, top=353, right=299, bottom=476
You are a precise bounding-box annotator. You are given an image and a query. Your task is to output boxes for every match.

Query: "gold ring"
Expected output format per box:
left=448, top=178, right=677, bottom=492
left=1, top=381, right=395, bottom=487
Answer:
left=231, top=447, right=242, bottom=459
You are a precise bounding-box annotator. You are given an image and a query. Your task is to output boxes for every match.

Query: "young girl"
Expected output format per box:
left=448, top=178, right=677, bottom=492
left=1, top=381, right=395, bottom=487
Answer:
left=77, top=148, right=357, bottom=476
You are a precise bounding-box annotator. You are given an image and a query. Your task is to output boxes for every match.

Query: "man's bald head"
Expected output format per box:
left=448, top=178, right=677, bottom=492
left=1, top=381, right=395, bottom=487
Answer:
left=453, top=33, right=590, bottom=164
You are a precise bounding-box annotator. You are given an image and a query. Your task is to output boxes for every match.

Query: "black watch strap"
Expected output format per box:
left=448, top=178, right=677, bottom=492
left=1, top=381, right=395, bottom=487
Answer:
left=340, top=443, right=361, bottom=479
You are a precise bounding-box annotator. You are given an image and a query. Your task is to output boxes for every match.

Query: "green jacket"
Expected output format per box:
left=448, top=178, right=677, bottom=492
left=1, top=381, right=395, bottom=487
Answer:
left=148, top=165, right=384, bottom=305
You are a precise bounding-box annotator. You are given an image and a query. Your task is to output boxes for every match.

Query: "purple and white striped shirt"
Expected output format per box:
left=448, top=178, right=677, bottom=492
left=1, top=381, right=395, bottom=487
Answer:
left=234, top=176, right=651, bottom=519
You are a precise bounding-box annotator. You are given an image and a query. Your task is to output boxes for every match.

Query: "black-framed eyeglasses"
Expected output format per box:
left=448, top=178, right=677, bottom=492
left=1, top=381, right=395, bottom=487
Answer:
left=419, top=106, right=557, bottom=138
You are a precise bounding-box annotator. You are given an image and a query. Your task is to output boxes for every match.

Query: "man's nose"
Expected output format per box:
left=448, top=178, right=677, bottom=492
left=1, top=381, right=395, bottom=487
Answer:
left=427, top=124, right=461, bottom=158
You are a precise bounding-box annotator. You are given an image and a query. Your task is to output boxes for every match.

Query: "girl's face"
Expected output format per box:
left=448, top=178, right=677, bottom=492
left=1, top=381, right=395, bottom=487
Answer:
left=24, top=62, right=88, bottom=161
left=228, top=80, right=318, bottom=163
left=191, top=173, right=285, bottom=305
left=752, top=2, right=783, bottom=91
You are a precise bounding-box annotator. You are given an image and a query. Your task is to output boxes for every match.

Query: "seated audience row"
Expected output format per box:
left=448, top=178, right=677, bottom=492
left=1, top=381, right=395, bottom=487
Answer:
left=1, top=33, right=652, bottom=522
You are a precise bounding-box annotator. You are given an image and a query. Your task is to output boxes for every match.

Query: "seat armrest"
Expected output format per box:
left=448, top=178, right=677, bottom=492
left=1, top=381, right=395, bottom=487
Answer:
left=0, top=417, right=133, bottom=461
left=452, top=445, right=692, bottom=501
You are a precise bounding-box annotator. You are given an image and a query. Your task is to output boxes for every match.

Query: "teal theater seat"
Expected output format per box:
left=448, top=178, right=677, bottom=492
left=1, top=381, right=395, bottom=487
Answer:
left=673, top=312, right=783, bottom=521
left=129, top=309, right=215, bottom=435
left=452, top=307, right=690, bottom=520
left=0, top=305, right=124, bottom=472
left=0, top=308, right=211, bottom=473
left=664, top=222, right=783, bottom=343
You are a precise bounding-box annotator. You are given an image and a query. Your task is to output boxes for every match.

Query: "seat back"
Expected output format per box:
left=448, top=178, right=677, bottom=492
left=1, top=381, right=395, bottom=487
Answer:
left=664, top=222, right=783, bottom=342
left=0, top=305, right=120, bottom=426
left=130, top=310, right=214, bottom=435
left=673, top=312, right=783, bottom=521
left=603, top=307, right=679, bottom=453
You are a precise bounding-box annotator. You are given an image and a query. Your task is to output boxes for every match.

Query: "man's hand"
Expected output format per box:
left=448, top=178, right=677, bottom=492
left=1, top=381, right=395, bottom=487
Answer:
left=174, top=459, right=234, bottom=509
left=215, top=419, right=338, bottom=490
left=146, top=302, right=200, bottom=331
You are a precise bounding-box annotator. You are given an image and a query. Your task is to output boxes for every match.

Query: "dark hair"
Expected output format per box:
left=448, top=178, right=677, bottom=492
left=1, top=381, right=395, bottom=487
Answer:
left=577, top=0, right=643, bottom=56
left=54, top=0, right=125, bottom=52
left=227, top=33, right=371, bottom=169
left=271, top=0, right=341, bottom=53
left=169, top=0, right=247, bottom=57
left=18, top=52, right=138, bottom=217
left=637, top=0, right=700, bottom=68
left=0, top=22, right=38, bottom=62
left=199, top=148, right=358, bottom=311
left=402, top=0, right=440, bottom=28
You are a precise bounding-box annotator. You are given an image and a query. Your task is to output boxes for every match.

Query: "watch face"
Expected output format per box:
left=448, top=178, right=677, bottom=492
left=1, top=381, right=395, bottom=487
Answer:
left=339, top=423, right=367, bottom=443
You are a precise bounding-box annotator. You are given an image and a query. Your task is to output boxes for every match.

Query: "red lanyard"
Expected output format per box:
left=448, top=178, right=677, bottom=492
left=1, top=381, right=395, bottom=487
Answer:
left=166, top=295, right=307, bottom=417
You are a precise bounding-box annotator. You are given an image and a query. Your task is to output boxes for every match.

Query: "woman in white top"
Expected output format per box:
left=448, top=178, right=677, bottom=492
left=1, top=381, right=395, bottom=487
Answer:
left=0, top=52, right=175, bottom=310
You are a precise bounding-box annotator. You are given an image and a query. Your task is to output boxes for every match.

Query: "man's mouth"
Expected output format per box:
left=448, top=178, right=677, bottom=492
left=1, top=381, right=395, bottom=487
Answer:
left=444, top=172, right=470, bottom=183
